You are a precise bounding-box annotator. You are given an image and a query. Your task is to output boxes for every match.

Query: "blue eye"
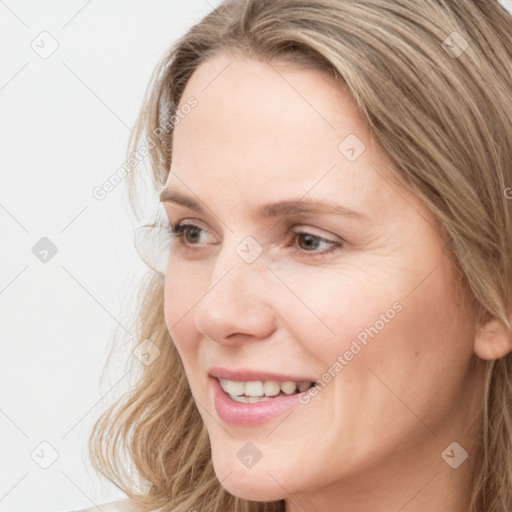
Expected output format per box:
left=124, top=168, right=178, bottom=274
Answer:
left=168, top=222, right=342, bottom=258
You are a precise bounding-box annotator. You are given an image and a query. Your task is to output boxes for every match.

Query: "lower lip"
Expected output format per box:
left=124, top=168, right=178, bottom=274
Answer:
left=210, top=376, right=312, bottom=426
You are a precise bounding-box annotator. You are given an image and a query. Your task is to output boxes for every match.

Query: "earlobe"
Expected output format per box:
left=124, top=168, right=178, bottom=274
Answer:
left=474, top=316, right=512, bottom=361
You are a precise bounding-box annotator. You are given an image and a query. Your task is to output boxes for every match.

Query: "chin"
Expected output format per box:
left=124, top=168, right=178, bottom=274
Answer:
left=211, top=452, right=288, bottom=502
left=218, top=476, right=287, bottom=503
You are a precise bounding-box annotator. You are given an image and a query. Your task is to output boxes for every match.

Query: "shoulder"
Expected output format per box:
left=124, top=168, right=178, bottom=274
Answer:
left=70, top=498, right=142, bottom=512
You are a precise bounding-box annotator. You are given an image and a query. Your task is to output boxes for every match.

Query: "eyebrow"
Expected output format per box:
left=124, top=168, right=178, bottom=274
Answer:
left=159, top=188, right=369, bottom=220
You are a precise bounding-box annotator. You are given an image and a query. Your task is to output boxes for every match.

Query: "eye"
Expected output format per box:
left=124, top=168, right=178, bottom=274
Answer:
left=290, top=230, right=342, bottom=257
left=168, top=221, right=213, bottom=247
left=168, top=221, right=343, bottom=258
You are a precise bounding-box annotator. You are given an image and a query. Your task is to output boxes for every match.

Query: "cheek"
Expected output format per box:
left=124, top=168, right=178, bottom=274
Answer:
left=280, top=250, right=472, bottom=395
left=339, top=260, right=476, bottom=434
left=273, top=262, right=405, bottom=360
left=163, top=263, right=205, bottom=354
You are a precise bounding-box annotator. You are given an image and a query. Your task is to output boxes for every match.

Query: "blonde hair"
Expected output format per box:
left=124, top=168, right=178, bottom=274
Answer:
left=88, top=1, right=512, bottom=511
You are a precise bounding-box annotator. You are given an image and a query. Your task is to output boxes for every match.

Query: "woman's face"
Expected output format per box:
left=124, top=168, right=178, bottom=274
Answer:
left=161, top=54, right=484, bottom=509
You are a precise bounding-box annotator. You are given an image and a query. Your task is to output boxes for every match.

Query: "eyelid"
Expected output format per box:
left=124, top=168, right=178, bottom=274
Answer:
left=168, top=220, right=344, bottom=258
left=170, top=220, right=219, bottom=245
left=169, top=220, right=340, bottom=243
left=290, top=225, right=341, bottom=242
left=172, top=218, right=218, bottom=236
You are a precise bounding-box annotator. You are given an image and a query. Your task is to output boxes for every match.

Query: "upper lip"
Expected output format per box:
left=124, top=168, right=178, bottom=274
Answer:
left=208, top=366, right=316, bottom=383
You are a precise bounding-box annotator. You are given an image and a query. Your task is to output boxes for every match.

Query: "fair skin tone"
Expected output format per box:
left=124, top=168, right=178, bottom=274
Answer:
left=157, top=53, right=512, bottom=512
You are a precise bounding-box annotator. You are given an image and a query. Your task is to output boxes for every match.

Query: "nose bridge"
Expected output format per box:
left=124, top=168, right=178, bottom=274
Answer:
left=193, top=237, right=276, bottom=342
left=206, top=233, right=271, bottom=295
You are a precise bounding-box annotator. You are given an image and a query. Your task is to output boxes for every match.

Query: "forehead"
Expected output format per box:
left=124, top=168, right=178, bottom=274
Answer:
left=173, top=54, right=365, bottom=157
left=168, top=54, right=425, bottom=225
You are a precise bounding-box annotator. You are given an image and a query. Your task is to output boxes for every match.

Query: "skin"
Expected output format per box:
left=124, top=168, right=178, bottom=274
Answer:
left=159, top=53, right=512, bottom=512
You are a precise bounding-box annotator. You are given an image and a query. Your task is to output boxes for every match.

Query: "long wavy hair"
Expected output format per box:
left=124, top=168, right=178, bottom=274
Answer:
left=88, top=1, right=512, bottom=510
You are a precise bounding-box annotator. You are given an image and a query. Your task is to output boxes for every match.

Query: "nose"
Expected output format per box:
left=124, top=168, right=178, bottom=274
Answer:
left=193, top=244, right=277, bottom=345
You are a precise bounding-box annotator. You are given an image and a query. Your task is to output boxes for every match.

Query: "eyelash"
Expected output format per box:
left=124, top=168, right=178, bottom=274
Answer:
left=167, top=222, right=343, bottom=258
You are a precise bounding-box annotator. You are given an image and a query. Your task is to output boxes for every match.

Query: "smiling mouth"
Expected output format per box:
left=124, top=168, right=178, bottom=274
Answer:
left=217, top=377, right=317, bottom=403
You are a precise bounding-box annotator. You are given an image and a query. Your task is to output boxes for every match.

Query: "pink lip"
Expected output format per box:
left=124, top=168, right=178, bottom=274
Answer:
left=210, top=375, right=311, bottom=426
left=208, top=366, right=316, bottom=383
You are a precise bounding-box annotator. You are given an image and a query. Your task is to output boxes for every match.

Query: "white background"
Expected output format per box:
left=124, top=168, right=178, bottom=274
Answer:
left=0, top=2, right=222, bottom=511
left=1, top=1, right=511, bottom=511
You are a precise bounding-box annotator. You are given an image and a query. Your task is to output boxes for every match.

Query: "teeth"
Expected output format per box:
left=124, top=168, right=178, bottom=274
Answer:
left=244, top=381, right=264, bottom=396
left=248, top=396, right=270, bottom=403
left=230, top=395, right=271, bottom=403
left=297, top=381, right=310, bottom=392
left=219, top=378, right=245, bottom=396
left=218, top=378, right=313, bottom=398
left=263, top=380, right=280, bottom=396
left=281, top=381, right=297, bottom=394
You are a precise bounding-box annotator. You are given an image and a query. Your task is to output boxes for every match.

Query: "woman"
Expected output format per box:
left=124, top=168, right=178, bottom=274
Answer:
left=78, top=0, right=512, bottom=511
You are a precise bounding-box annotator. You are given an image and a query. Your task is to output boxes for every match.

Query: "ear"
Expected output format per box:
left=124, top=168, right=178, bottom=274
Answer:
left=474, top=315, right=512, bottom=361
